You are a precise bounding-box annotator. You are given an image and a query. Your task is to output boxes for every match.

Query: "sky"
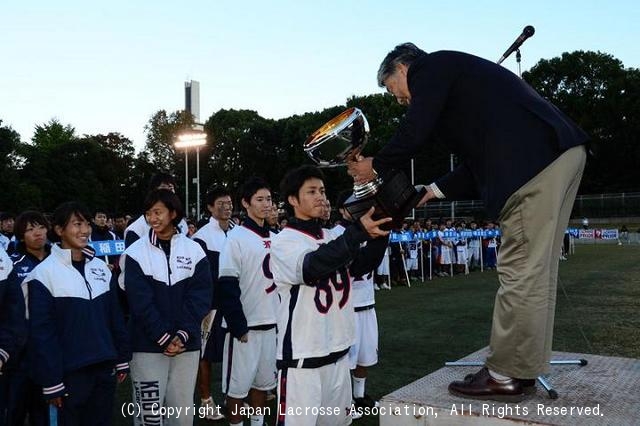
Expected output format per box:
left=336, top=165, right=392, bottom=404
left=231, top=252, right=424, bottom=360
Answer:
left=2, top=1, right=639, bottom=151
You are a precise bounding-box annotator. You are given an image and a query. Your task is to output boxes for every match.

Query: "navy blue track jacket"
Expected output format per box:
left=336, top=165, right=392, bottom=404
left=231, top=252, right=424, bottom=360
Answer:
left=0, top=245, right=50, bottom=369
left=120, top=228, right=212, bottom=353
left=27, top=244, right=131, bottom=398
left=0, top=247, right=15, bottom=366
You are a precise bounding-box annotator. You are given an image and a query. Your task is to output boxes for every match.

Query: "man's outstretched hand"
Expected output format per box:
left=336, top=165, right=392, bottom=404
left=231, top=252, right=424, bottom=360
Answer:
left=347, top=156, right=376, bottom=185
left=416, top=185, right=437, bottom=207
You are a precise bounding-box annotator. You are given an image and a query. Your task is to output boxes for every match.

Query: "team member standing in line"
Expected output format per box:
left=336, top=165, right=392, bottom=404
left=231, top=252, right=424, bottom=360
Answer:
left=121, top=189, right=211, bottom=426
left=1, top=212, right=51, bottom=426
left=0, top=245, right=15, bottom=423
left=218, top=177, right=278, bottom=426
left=192, top=187, right=235, bottom=421
left=27, top=202, right=130, bottom=425
left=271, top=166, right=390, bottom=426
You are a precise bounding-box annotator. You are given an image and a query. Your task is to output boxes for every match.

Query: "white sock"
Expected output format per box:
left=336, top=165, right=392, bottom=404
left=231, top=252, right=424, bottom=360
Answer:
left=250, top=414, right=264, bottom=424
left=352, top=376, right=366, bottom=398
left=488, top=369, right=511, bottom=381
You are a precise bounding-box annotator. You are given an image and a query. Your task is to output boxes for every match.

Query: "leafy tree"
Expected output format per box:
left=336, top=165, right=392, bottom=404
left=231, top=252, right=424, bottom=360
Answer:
left=0, top=120, right=24, bottom=211
left=89, top=132, right=136, bottom=161
left=80, top=132, right=137, bottom=212
left=20, top=138, right=105, bottom=211
left=15, top=119, right=79, bottom=210
left=32, top=119, right=76, bottom=148
left=143, top=109, right=195, bottom=172
left=122, top=151, right=157, bottom=215
left=204, top=109, right=278, bottom=192
left=524, top=51, right=640, bottom=193
left=16, top=121, right=141, bottom=212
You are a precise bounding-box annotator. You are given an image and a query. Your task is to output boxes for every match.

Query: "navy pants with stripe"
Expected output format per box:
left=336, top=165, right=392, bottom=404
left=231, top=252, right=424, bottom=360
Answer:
left=50, top=363, right=116, bottom=426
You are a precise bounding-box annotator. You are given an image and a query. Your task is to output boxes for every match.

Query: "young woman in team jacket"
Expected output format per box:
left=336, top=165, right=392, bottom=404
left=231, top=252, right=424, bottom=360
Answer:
left=120, top=189, right=212, bottom=426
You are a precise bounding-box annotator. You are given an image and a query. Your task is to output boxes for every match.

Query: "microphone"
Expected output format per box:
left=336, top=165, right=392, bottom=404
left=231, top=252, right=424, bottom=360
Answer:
left=497, top=25, right=535, bottom=64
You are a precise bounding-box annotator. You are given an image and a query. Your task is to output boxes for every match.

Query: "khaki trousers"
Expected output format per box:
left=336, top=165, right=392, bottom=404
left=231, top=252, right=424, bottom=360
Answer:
left=485, top=145, right=586, bottom=379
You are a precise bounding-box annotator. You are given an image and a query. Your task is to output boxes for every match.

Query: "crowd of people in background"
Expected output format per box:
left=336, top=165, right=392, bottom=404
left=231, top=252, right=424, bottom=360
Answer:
left=159, top=213, right=504, bottom=292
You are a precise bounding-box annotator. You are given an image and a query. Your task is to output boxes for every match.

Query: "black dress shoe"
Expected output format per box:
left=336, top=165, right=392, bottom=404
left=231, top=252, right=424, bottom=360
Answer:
left=463, top=373, right=537, bottom=395
left=449, top=367, right=526, bottom=402
left=518, top=378, right=537, bottom=395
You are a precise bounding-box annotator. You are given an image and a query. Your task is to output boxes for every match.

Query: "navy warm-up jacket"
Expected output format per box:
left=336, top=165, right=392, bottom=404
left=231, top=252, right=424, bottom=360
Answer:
left=120, top=229, right=212, bottom=353
left=27, top=244, right=130, bottom=398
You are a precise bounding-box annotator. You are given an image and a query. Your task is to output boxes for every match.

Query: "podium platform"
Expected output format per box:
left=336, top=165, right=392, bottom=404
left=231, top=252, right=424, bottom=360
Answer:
left=379, top=347, right=638, bottom=425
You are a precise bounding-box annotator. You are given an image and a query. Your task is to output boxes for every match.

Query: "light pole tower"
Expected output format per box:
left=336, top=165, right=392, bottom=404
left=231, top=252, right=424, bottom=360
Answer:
left=181, top=80, right=205, bottom=218
left=175, top=132, right=207, bottom=219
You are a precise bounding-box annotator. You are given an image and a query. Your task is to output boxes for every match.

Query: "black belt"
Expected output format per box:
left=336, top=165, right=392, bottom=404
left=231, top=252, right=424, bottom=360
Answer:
left=277, top=348, right=349, bottom=369
left=355, top=304, right=375, bottom=312
left=225, top=324, right=276, bottom=336
left=249, top=323, right=276, bottom=331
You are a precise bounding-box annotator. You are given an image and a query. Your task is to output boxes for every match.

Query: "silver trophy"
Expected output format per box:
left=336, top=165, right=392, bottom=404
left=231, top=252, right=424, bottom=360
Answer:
left=303, top=107, right=425, bottom=229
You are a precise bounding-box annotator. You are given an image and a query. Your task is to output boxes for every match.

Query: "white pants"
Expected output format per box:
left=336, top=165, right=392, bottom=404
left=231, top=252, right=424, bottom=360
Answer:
left=468, top=241, right=481, bottom=266
left=456, top=246, right=468, bottom=264
left=439, top=245, right=452, bottom=265
left=222, top=328, right=277, bottom=398
left=348, top=308, right=379, bottom=369
left=376, top=254, right=390, bottom=276
left=405, top=258, right=418, bottom=271
left=130, top=351, right=200, bottom=426
left=277, top=355, right=352, bottom=426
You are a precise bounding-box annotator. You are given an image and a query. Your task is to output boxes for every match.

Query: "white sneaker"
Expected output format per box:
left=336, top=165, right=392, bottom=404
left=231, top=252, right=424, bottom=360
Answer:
left=374, top=284, right=381, bottom=291
left=381, top=283, right=391, bottom=290
left=201, top=397, right=224, bottom=421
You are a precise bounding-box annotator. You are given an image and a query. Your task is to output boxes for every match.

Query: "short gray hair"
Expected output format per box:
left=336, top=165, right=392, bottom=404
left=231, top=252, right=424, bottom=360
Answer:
left=377, top=43, right=427, bottom=87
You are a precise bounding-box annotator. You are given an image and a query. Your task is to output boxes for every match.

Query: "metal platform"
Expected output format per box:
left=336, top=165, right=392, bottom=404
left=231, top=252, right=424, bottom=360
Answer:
left=379, top=347, right=639, bottom=425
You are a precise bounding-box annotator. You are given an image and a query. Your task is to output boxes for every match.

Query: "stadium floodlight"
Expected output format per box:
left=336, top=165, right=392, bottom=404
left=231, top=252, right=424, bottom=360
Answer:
left=175, top=131, right=207, bottom=219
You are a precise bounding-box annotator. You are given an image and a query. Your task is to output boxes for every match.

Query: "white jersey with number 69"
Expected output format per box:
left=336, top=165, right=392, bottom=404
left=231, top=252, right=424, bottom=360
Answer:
left=271, top=227, right=355, bottom=361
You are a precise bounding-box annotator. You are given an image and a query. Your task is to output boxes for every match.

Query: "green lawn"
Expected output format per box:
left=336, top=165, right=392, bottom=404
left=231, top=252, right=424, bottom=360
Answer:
left=113, top=244, right=640, bottom=425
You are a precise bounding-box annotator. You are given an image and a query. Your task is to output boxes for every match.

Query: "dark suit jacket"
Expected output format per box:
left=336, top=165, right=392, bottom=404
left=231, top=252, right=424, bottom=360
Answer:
left=372, top=50, right=588, bottom=218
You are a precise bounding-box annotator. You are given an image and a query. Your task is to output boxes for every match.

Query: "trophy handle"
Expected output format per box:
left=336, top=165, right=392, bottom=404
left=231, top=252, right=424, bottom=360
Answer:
left=345, top=170, right=427, bottom=230
left=353, top=178, right=383, bottom=198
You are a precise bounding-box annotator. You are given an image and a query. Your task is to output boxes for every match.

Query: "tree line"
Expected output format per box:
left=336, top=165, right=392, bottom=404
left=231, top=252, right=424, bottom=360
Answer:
left=1, top=50, right=638, bottom=216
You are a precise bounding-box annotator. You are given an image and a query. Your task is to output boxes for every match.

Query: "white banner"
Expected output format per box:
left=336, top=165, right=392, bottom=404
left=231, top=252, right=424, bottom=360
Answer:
left=577, top=229, right=618, bottom=240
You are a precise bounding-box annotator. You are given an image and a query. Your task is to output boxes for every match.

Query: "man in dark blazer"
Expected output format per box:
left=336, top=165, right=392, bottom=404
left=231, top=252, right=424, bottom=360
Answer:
left=348, top=43, right=588, bottom=402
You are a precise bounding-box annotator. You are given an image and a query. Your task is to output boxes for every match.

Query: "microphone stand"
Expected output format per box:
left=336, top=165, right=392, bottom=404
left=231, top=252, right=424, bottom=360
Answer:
left=500, top=47, right=523, bottom=79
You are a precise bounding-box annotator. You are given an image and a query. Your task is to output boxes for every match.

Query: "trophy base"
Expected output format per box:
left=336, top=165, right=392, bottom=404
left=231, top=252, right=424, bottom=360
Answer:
left=344, top=169, right=427, bottom=230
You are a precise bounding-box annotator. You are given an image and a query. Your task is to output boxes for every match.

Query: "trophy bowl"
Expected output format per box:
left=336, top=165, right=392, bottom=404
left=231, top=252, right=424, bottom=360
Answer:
left=303, top=107, right=369, bottom=167
left=304, top=108, right=426, bottom=230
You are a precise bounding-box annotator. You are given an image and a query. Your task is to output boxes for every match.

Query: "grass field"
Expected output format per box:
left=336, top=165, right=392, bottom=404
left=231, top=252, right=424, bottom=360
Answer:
left=113, top=244, right=640, bottom=425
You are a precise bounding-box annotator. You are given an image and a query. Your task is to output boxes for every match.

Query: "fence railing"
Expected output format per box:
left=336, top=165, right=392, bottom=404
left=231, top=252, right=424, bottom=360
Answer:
left=414, top=192, right=640, bottom=220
